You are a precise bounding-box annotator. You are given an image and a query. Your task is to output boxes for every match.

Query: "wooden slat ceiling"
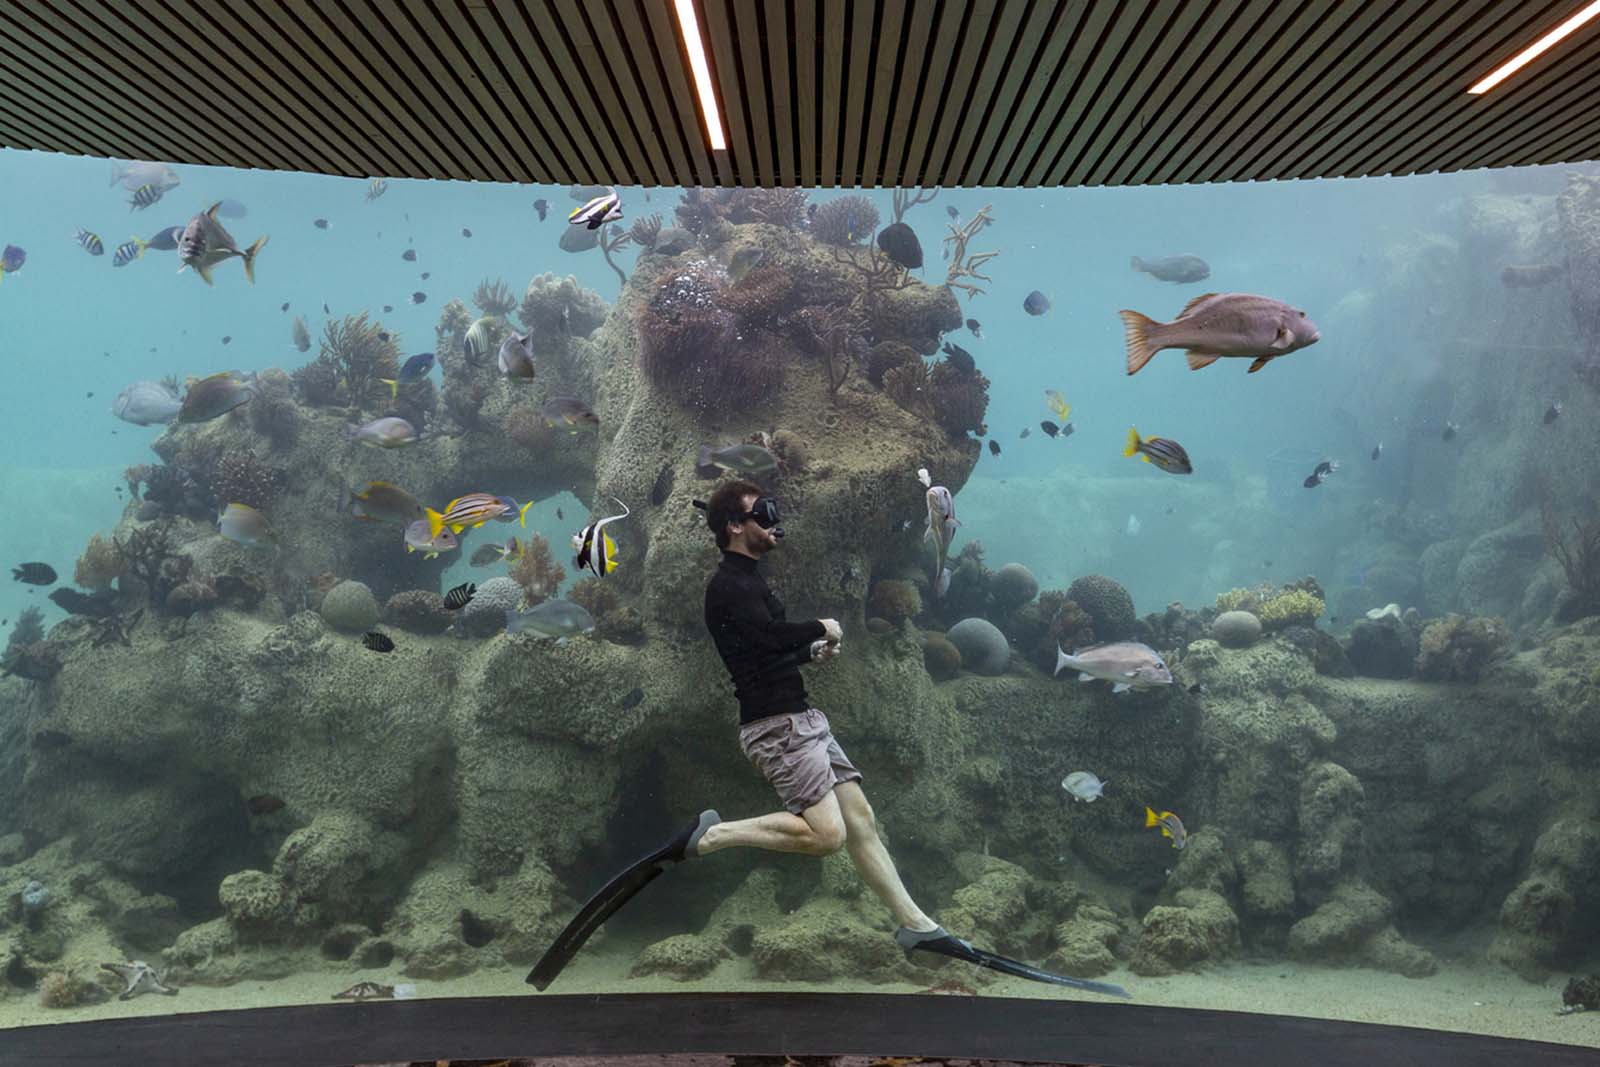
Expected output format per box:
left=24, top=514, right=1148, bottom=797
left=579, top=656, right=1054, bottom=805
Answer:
left=4, top=0, right=1599, bottom=187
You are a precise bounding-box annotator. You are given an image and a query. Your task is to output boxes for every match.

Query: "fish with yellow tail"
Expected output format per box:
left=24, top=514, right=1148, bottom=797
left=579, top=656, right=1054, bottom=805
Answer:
left=1119, top=292, right=1319, bottom=375
left=425, top=493, right=532, bottom=539
left=1123, top=426, right=1193, bottom=475
left=573, top=497, right=628, bottom=577
left=1145, top=807, right=1187, bottom=850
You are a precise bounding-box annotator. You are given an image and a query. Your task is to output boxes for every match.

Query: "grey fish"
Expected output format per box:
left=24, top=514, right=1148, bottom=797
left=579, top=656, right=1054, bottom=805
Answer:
left=559, top=225, right=601, bottom=253
left=498, top=330, right=536, bottom=379
left=178, top=372, right=255, bottom=422
left=348, top=481, right=425, bottom=524
left=145, top=225, right=183, bottom=251
left=543, top=395, right=598, bottom=427
left=917, top=468, right=959, bottom=598
left=1120, top=292, right=1320, bottom=375
left=505, top=599, right=596, bottom=639
left=112, top=380, right=182, bottom=425
left=109, top=161, right=180, bottom=192
left=1131, top=254, right=1211, bottom=284
left=696, top=443, right=777, bottom=480
left=176, top=203, right=268, bottom=285
left=1053, top=641, right=1172, bottom=693
left=1023, top=290, right=1051, bottom=316
left=1123, top=426, right=1192, bottom=475
left=218, top=502, right=274, bottom=547
left=404, top=520, right=458, bottom=559
left=351, top=416, right=418, bottom=449
left=1061, top=771, right=1107, bottom=803
left=469, top=538, right=522, bottom=566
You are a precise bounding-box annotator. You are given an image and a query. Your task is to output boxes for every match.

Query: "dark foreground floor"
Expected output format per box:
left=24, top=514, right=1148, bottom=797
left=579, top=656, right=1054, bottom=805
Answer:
left=1, top=992, right=1595, bottom=1067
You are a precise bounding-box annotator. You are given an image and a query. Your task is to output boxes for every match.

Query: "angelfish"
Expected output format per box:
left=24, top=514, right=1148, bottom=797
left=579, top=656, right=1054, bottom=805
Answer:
left=573, top=497, right=629, bottom=578
left=917, top=467, right=959, bottom=598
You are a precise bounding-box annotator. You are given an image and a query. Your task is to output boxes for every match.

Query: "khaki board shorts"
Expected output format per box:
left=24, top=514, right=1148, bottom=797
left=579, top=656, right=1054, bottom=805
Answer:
left=738, top=707, right=864, bottom=815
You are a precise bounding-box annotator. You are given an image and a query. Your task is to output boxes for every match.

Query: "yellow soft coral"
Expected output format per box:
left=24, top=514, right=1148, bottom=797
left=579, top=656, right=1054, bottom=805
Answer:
left=1256, top=589, right=1324, bottom=629
left=1215, top=587, right=1262, bottom=614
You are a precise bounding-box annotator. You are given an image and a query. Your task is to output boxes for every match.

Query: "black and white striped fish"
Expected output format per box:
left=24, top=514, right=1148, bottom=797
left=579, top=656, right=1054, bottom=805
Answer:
left=568, top=187, right=622, bottom=230
left=1122, top=426, right=1193, bottom=475
left=128, top=183, right=165, bottom=211
left=572, top=497, right=629, bottom=577
left=442, top=581, right=476, bottom=610
left=112, top=237, right=149, bottom=268
left=361, top=631, right=395, bottom=653
left=74, top=228, right=104, bottom=256
left=365, top=177, right=388, bottom=202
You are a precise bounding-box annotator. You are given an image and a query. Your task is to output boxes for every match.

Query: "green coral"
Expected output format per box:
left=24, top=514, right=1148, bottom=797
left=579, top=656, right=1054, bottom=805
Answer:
left=1216, top=584, right=1324, bottom=630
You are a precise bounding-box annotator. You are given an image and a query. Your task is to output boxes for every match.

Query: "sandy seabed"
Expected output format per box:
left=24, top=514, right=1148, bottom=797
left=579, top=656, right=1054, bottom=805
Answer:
left=1, top=938, right=1595, bottom=1052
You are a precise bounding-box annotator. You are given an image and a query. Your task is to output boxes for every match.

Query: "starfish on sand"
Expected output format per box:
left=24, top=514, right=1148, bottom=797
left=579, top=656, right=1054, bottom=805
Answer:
left=100, top=961, right=178, bottom=1000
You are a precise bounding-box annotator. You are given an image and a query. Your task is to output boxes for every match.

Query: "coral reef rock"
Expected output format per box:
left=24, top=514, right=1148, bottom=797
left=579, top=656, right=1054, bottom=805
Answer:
left=946, top=618, right=1009, bottom=676
left=1211, top=610, right=1262, bottom=648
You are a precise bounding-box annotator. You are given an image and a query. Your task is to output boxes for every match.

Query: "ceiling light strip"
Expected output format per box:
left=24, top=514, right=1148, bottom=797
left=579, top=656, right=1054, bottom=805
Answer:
left=1468, top=0, right=1600, bottom=93
left=673, top=0, right=727, bottom=149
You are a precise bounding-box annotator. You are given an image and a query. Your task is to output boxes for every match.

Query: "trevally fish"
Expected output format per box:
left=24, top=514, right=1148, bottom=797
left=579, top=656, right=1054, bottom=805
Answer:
left=176, top=202, right=268, bottom=285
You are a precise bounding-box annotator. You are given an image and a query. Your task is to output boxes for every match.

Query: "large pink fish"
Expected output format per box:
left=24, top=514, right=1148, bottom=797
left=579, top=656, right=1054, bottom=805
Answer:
left=1119, top=292, right=1320, bottom=375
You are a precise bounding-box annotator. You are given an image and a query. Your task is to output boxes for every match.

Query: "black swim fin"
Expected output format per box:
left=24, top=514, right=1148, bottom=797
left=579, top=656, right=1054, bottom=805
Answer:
left=896, top=926, right=1131, bottom=999
left=526, top=810, right=720, bottom=991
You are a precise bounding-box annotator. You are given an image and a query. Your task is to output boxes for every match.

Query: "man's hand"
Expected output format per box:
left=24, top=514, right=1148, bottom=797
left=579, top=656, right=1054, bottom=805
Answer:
left=819, top=618, right=843, bottom=644
left=811, top=639, right=839, bottom=663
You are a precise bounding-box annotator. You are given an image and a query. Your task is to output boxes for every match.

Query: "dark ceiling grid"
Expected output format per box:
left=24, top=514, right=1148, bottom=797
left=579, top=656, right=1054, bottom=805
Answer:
left=876, top=0, right=939, bottom=187
left=818, top=1, right=846, bottom=186
left=0, top=23, right=135, bottom=161
left=792, top=0, right=820, bottom=186
left=837, top=0, right=879, bottom=187
left=895, top=0, right=968, bottom=189
left=916, top=0, right=994, bottom=187
left=1460, top=28, right=1600, bottom=171
left=432, top=0, right=557, bottom=184
left=1050, top=1, right=1167, bottom=188
left=553, top=0, right=659, bottom=186
left=939, top=0, right=1029, bottom=186
left=612, top=0, right=704, bottom=188
left=699, top=0, right=756, bottom=185
left=963, top=0, right=1059, bottom=188
left=635, top=0, right=719, bottom=186
left=763, top=0, right=797, bottom=186
left=1000, top=0, right=1100, bottom=186
left=856, top=0, right=907, bottom=189
left=1026, top=0, right=1141, bottom=186
left=730, top=0, right=777, bottom=186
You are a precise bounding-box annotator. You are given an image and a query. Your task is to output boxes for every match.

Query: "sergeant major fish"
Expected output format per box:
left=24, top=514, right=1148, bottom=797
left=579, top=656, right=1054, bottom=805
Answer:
left=569, top=187, right=622, bottom=230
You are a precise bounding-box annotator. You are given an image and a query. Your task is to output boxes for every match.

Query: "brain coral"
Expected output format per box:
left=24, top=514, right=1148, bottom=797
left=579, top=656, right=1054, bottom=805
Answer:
left=1066, top=574, right=1136, bottom=642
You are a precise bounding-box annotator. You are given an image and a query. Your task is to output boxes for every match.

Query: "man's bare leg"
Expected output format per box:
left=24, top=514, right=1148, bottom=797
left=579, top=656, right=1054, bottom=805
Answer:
left=833, top=782, right=938, bottom=932
left=694, top=790, right=845, bottom=856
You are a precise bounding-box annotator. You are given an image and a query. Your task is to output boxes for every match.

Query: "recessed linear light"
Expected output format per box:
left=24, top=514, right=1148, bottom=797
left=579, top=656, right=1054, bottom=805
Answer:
left=1469, top=0, right=1600, bottom=94
left=673, top=0, right=727, bottom=150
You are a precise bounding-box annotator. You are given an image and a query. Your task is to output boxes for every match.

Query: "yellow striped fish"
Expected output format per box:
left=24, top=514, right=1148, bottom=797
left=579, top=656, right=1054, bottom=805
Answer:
left=425, top=493, right=532, bottom=539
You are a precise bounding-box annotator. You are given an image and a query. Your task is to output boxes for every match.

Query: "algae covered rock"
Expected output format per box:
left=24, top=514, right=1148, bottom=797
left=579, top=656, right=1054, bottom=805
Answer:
left=1129, top=889, right=1239, bottom=975
left=921, top=633, right=962, bottom=681
left=385, top=589, right=452, bottom=634
left=631, top=932, right=730, bottom=980
left=1066, top=574, right=1136, bottom=641
left=991, top=563, right=1039, bottom=610
left=1344, top=617, right=1417, bottom=678
left=946, top=618, right=1009, bottom=676
left=319, top=580, right=379, bottom=633
left=1211, top=610, right=1261, bottom=648
left=1414, top=614, right=1508, bottom=682
left=1045, top=903, right=1123, bottom=978
left=1287, top=878, right=1436, bottom=977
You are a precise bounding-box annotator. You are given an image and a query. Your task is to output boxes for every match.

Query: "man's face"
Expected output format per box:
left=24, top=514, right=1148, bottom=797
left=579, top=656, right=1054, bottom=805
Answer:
left=729, top=493, right=779, bottom=554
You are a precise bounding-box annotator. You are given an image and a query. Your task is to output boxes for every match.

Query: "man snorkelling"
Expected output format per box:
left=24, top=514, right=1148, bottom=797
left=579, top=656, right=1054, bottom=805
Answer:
left=527, top=481, right=1128, bottom=998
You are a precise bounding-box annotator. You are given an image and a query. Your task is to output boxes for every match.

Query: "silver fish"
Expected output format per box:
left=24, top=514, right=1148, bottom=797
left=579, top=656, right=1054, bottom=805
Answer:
left=1053, top=641, right=1172, bottom=693
left=696, top=443, right=776, bottom=479
left=505, top=599, right=596, bottom=638
left=1061, top=771, right=1107, bottom=803
left=917, top=468, right=959, bottom=598
left=1120, top=292, right=1320, bottom=375
left=404, top=520, right=458, bottom=559
left=351, top=416, right=418, bottom=449
left=177, top=202, right=267, bottom=285
left=498, top=330, right=536, bottom=379
left=109, top=161, right=180, bottom=193
left=218, top=502, right=273, bottom=547
left=1131, top=254, right=1210, bottom=284
left=111, top=380, right=182, bottom=425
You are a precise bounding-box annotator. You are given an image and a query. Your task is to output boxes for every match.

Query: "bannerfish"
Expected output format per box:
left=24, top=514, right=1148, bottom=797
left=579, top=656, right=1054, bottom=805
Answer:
left=380, top=352, right=435, bottom=397
left=426, top=493, right=531, bottom=539
left=497, top=330, right=537, bottom=379
left=1061, top=771, right=1107, bottom=803
left=0, top=243, right=25, bottom=281
left=350, top=416, right=418, bottom=449
left=361, top=631, right=395, bottom=653
left=179, top=372, right=255, bottom=422
left=1131, top=253, right=1210, bottom=284
left=1120, top=292, right=1320, bottom=375
left=349, top=481, right=425, bottom=524
left=505, top=599, right=596, bottom=638
left=112, top=380, right=182, bottom=425
left=1124, top=427, right=1193, bottom=474
left=218, top=502, right=274, bottom=547
left=12, top=562, right=56, bottom=586
left=1303, top=459, right=1338, bottom=488
left=573, top=498, right=629, bottom=578
left=112, top=237, right=149, bottom=268
left=176, top=203, right=268, bottom=285
left=403, top=520, right=458, bottom=559
left=1053, top=641, right=1173, bottom=693
left=543, top=395, right=599, bottom=428
left=696, top=443, right=777, bottom=480
left=569, top=187, right=622, bottom=230
left=442, top=582, right=475, bottom=610
left=365, top=178, right=388, bottom=202
left=918, top=467, right=960, bottom=598
left=128, top=183, right=165, bottom=211
left=1023, top=290, right=1051, bottom=316
left=75, top=228, right=105, bottom=256
left=1145, top=807, right=1187, bottom=849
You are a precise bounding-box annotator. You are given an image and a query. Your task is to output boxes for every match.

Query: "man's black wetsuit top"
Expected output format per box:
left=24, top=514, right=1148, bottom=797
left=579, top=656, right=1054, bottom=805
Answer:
left=704, top=551, right=826, bottom=725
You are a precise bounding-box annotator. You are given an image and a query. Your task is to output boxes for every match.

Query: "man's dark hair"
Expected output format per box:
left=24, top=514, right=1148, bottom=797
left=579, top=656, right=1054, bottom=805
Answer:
left=705, top=480, right=764, bottom=549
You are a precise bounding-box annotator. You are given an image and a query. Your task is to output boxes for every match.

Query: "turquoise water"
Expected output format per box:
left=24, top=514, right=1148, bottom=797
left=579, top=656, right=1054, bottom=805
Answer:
left=1, top=148, right=1597, bottom=1049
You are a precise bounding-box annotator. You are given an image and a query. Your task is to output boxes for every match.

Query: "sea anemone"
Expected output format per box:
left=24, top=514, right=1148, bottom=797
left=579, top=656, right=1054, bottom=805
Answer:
left=637, top=262, right=783, bottom=411
left=810, top=195, right=879, bottom=246
left=718, top=264, right=799, bottom=333
left=74, top=534, right=125, bottom=591
left=473, top=278, right=518, bottom=317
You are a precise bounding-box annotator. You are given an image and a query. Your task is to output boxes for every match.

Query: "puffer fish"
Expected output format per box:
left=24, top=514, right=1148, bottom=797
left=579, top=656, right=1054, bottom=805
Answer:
left=569, top=187, right=622, bottom=230
left=1120, top=292, right=1320, bottom=375
left=109, top=160, right=180, bottom=192
left=218, top=502, right=274, bottom=547
left=462, top=316, right=496, bottom=363
left=1061, top=771, right=1107, bottom=803
left=1054, top=641, right=1173, bottom=693
left=573, top=498, right=628, bottom=578
left=0, top=243, right=26, bottom=281
left=505, top=599, right=596, bottom=638
left=426, top=493, right=532, bottom=539
left=1045, top=388, right=1071, bottom=424
left=469, top=538, right=524, bottom=566
left=112, top=379, right=182, bottom=425
left=351, top=416, right=418, bottom=449
left=112, top=236, right=149, bottom=268
left=74, top=228, right=105, bottom=256
left=543, top=395, right=599, bottom=428
left=379, top=352, right=435, bottom=398
left=498, top=330, right=536, bottom=379
left=696, top=443, right=777, bottom=480
left=128, top=183, right=165, bottom=211
left=179, top=372, right=255, bottom=422
left=442, top=582, right=475, bottom=610
left=917, top=467, right=959, bottom=598
left=176, top=203, right=268, bottom=285
left=365, top=177, right=388, bottom=202
left=1124, top=426, right=1193, bottom=474
left=404, top=519, right=458, bottom=559
left=1145, top=807, right=1187, bottom=850
left=349, top=481, right=425, bottom=524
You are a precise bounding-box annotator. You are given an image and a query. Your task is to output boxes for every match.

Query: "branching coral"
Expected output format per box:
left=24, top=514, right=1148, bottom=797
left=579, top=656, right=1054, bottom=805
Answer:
left=674, top=188, right=734, bottom=243
left=942, top=204, right=999, bottom=300
left=884, top=360, right=934, bottom=420
left=811, top=195, right=879, bottom=246
left=74, top=534, right=126, bottom=591
left=129, top=463, right=214, bottom=519
left=435, top=298, right=474, bottom=363
left=473, top=278, right=518, bottom=317
left=1541, top=498, right=1600, bottom=620
left=207, top=450, right=287, bottom=510
left=115, top=519, right=190, bottom=609
left=891, top=187, right=939, bottom=224
left=727, top=188, right=810, bottom=229
left=630, top=213, right=663, bottom=250
left=790, top=303, right=867, bottom=399
left=509, top=532, right=564, bottom=605
left=599, top=227, right=633, bottom=286
left=1415, top=614, right=1508, bottom=682
left=296, top=313, right=400, bottom=412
